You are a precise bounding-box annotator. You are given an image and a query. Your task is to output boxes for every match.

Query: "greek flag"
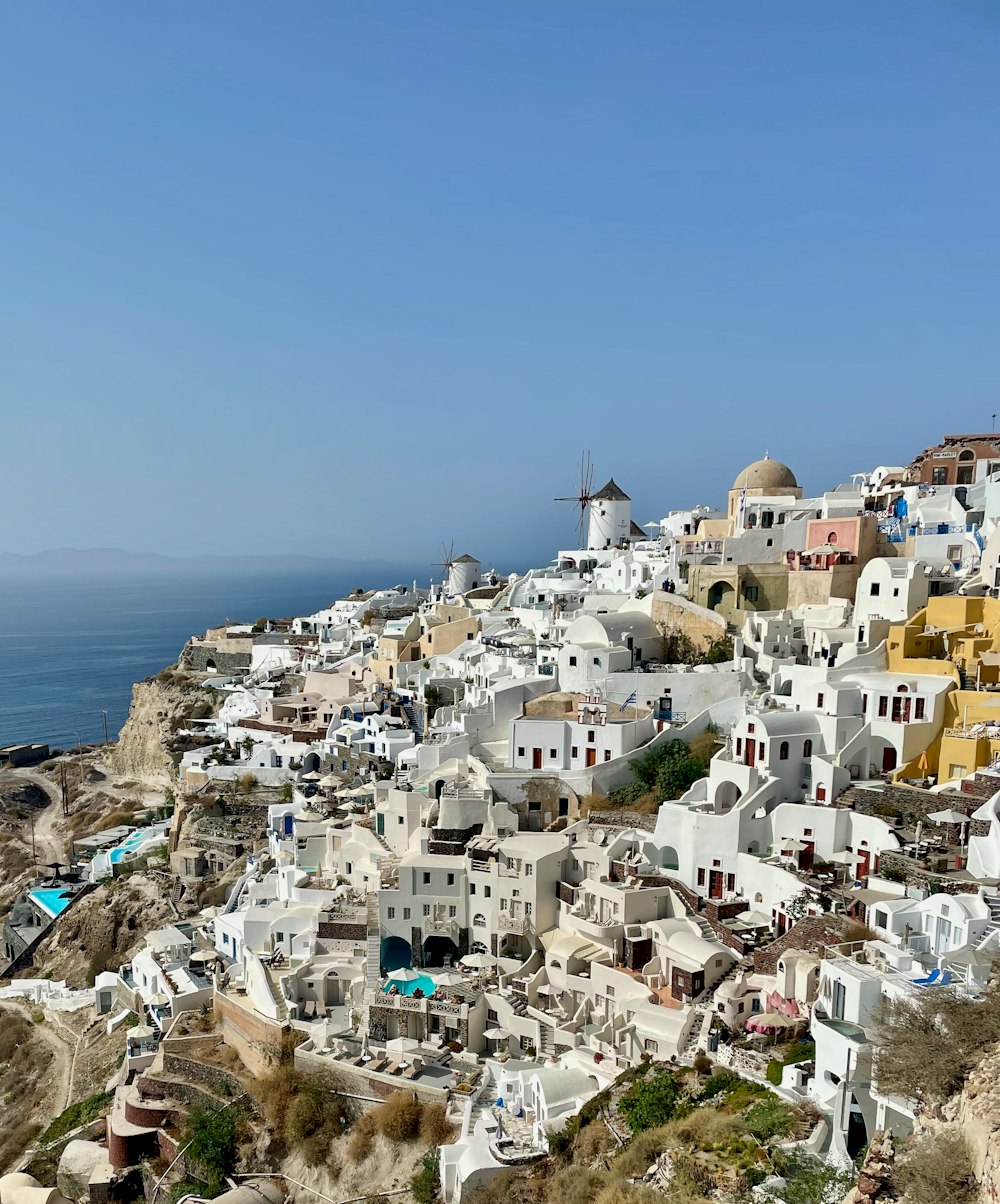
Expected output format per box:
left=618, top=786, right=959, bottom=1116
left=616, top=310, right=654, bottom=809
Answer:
left=620, top=690, right=638, bottom=712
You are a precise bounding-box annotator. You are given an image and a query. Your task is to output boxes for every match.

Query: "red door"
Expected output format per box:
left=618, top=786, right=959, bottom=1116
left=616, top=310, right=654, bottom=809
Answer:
left=745, top=740, right=756, bottom=768
left=586, top=748, right=597, bottom=768
left=532, top=748, right=542, bottom=769
left=800, top=841, right=815, bottom=872
left=882, top=746, right=897, bottom=773
left=856, top=849, right=871, bottom=878
left=709, top=870, right=724, bottom=899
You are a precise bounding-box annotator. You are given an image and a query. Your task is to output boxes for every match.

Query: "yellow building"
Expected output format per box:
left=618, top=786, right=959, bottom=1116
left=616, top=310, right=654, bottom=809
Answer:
left=888, top=596, right=1000, bottom=781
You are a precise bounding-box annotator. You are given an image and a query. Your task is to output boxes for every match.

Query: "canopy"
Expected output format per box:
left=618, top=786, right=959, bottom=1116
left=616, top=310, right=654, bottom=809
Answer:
left=300, top=771, right=322, bottom=782
left=129, top=1025, right=154, bottom=1039
left=319, top=773, right=341, bottom=789
left=431, top=971, right=466, bottom=988
left=483, top=1027, right=509, bottom=1041
left=387, top=1036, right=420, bottom=1063
left=774, top=839, right=808, bottom=853
left=947, top=948, right=994, bottom=968
left=147, top=993, right=170, bottom=1007
left=189, top=950, right=215, bottom=964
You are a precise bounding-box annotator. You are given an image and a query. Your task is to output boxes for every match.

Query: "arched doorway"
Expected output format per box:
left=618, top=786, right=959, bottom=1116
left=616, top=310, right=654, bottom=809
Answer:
left=661, top=847, right=679, bottom=871
left=380, top=936, right=411, bottom=974
left=707, top=581, right=735, bottom=612
left=715, top=781, right=743, bottom=811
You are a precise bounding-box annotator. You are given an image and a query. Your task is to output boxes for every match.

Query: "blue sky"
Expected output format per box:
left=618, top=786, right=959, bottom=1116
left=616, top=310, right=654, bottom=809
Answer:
left=2, top=2, right=998, bottom=570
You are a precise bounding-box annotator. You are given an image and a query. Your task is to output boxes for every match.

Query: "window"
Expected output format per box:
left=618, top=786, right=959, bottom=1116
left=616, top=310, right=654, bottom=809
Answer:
left=697, top=868, right=706, bottom=886
left=469, top=883, right=476, bottom=895
left=593, top=656, right=601, bottom=666
left=779, top=741, right=789, bottom=760
left=744, top=585, right=760, bottom=603
left=726, top=874, right=736, bottom=892
left=473, top=913, right=485, bottom=927
left=403, top=907, right=411, bottom=919
left=569, top=656, right=577, bottom=666
left=423, top=872, right=431, bottom=885
left=484, top=886, right=491, bottom=898
left=878, top=696, right=888, bottom=718
left=447, top=873, right=455, bottom=885
left=947, top=545, right=963, bottom=561
left=932, top=467, right=948, bottom=485
left=388, top=907, right=395, bottom=919
left=588, top=731, right=596, bottom=743
left=915, top=698, right=926, bottom=719
left=571, top=746, right=578, bottom=758
left=422, top=904, right=431, bottom=917
left=604, top=750, right=612, bottom=761
left=549, top=748, right=557, bottom=759
left=398, top=815, right=405, bottom=824
left=736, top=738, right=742, bottom=756
left=525, top=864, right=533, bottom=876
left=803, top=739, right=813, bottom=758
left=517, top=747, right=525, bottom=758
left=817, top=693, right=824, bottom=708
left=448, top=905, right=457, bottom=917
left=870, top=582, right=880, bottom=597
left=832, top=980, right=846, bottom=1020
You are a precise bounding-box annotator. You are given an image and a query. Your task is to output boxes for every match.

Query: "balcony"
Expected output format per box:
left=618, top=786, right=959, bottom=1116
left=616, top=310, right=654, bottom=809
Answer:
left=498, top=914, right=533, bottom=935
left=424, top=916, right=460, bottom=936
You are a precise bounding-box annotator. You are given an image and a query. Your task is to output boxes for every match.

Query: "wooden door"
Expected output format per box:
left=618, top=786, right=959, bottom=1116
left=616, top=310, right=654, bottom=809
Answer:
left=745, top=740, right=756, bottom=768
left=532, top=748, right=543, bottom=770
left=709, top=870, right=724, bottom=899
left=586, top=748, right=597, bottom=768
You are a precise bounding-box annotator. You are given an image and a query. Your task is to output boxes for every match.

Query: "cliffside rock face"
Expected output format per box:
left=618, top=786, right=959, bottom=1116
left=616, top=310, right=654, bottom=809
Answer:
left=110, top=678, right=189, bottom=783
left=943, top=1046, right=1000, bottom=1200
left=842, top=1130, right=896, bottom=1203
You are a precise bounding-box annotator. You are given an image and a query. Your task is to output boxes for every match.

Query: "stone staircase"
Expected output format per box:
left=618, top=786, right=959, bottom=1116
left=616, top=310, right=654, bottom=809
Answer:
left=984, top=893, right=1000, bottom=935
left=170, top=878, right=184, bottom=905
left=538, top=1025, right=555, bottom=1057
left=678, top=1002, right=711, bottom=1064
left=366, top=894, right=381, bottom=989
left=400, top=699, right=424, bottom=739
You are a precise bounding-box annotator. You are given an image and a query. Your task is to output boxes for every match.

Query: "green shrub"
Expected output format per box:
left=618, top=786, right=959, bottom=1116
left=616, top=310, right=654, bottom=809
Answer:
left=618, top=1070, right=684, bottom=1133
left=743, top=1096, right=794, bottom=1141
left=37, top=1093, right=112, bottom=1144
left=411, top=1149, right=441, bottom=1204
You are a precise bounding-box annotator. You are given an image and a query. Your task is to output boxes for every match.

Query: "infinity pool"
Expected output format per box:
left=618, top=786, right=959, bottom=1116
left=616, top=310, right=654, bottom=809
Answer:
left=29, top=888, right=74, bottom=918
left=109, top=828, right=155, bottom=864
left=383, top=974, right=437, bottom=997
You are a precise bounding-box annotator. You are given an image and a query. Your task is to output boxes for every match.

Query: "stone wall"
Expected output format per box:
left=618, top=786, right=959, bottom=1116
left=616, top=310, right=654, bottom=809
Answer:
left=650, top=595, right=727, bottom=651
left=214, top=991, right=286, bottom=1075
left=753, top=915, right=849, bottom=976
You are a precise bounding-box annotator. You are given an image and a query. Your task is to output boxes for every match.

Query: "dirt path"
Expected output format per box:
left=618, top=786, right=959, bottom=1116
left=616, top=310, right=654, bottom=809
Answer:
left=2, top=999, right=75, bottom=1113
left=0, top=768, right=64, bottom=866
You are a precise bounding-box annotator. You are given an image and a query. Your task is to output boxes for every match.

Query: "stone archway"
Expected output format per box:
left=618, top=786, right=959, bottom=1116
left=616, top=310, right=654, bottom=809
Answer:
left=380, top=936, right=411, bottom=974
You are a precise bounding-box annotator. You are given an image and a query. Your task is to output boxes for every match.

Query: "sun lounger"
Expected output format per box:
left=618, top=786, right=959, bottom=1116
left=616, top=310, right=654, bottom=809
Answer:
left=368, top=1057, right=389, bottom=1072
left=912, top=968, right=940, bottom=986
left=384, top=1061, right=403, bottom=1076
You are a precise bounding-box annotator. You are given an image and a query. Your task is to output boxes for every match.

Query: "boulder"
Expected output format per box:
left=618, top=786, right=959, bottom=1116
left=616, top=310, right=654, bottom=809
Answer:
left=57, top=1141, right=104, bottom=1202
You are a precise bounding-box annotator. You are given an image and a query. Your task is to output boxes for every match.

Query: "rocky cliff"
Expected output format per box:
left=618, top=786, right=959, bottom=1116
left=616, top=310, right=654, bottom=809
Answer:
left=943, top=1046, right=1000, bottom=1202
left=109, top=676, right=193, bottom=783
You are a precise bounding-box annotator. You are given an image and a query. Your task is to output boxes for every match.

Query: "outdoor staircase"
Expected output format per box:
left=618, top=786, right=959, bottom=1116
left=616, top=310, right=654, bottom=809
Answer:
left=220, top=859, right=258, bottom=916
left=170, top=878, right=184, bottom=905
left=400, top=700, right=424, bottom=739
left=366, top=894, right=381, bottom=989
left=959, top=667, right=972, bottom=690
left=678, top=1002, right=711, bottom=1064
left=984, top=893, right=1000, bottom=933
left=538, top=1025, right=555, bottom=1057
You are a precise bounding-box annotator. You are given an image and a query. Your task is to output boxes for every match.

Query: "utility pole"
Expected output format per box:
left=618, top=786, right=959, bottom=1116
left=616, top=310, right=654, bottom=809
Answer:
left=101, top=710, right=109, bottom=746
left=60, top=762, right=69, bottom=817
left=29, top=812, right=36, bottom=867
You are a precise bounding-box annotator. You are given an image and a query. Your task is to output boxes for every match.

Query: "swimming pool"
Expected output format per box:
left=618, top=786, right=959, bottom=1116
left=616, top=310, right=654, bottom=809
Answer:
left=383, top=974, right=437, bottom=997
left=29, top=888, right=74, bottom=918
left=109, top=827, right=158, bottom=864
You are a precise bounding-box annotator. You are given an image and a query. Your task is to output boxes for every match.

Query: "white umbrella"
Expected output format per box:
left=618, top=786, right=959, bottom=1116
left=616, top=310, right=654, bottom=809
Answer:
left=319, top=773, right=340, bottom=789
left=947, top=948, right=993, bottom=968
left=432, top=971, right=466, bottom=988
left=388, top=967, right=421, bottom=983
left=536, top=983, right=559, bottom=995
left=461, top=953, right=497, bottom=970
left=129, top=1025, right=154, bottom=1039
left=774, top=839, right=808, bottom=853
left=483, top=1027, right=509, bottom=1041
left=301, top=771, right=322, bottom=782
left=828, top=850, right=862, bottom=865
left=387, top=1036, right=420, bottom=1062
left=928, top=809, right=969, bottom=825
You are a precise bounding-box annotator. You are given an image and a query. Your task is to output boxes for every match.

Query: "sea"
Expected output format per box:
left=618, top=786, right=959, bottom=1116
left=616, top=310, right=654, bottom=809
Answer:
left=0, top=571, right=414, bottom=750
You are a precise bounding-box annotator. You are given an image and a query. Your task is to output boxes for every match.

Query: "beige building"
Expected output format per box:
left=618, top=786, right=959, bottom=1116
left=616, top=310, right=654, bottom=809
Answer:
left=727, top=455, right=803, bottom=528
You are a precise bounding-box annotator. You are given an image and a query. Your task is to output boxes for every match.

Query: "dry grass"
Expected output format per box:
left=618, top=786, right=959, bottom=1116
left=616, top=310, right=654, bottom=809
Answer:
left=895, top=1129, right=977, bottom=1204
left=544, top=1166, right=609, bottom=1204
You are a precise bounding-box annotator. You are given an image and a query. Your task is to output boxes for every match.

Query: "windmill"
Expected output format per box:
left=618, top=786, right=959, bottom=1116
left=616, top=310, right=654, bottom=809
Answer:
left=555, top=451, right=595, bottom=545
left=433, top=541, right=457, bottom=590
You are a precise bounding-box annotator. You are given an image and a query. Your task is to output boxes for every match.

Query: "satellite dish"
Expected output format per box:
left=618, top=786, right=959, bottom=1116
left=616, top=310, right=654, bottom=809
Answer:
left=593, top=828, right=607, bottom=846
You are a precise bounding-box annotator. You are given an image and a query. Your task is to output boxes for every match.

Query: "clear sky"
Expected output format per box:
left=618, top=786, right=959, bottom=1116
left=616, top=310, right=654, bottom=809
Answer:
left=2, top=2, right=998, bottom=570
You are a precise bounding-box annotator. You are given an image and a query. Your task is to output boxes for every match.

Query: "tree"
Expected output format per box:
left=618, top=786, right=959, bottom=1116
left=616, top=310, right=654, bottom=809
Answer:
left=411, top=1149, right=441, bottom=1204
left=182, top=1105, right=242, bottom=1195
left=241, top=736, right=255, bottom=761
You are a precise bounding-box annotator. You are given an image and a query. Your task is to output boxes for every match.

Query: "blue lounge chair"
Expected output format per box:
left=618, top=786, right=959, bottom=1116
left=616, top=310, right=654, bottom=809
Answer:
left=912, top=968, right=940, bottom=986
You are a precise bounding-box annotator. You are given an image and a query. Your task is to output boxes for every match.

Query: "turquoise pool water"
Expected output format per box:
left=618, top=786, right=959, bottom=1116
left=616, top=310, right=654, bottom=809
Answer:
left=384, top=974, right=436, bottom=997
left=29, top=888, right=73, bottom=918
left=109, top=827, right=157, bottom=864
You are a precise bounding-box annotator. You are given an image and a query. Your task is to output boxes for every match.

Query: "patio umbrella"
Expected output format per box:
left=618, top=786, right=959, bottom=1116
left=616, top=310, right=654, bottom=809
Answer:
left=928, top=809, right=969, bottom=825
left=147, top=993, right=170, bottom=1008
left=301, top=771, right=322, bottom=782
left=319, top=774, right=340, bottom=789
left=483, top=1027, right=509, bottom=1041
left=432, top=971, right=466, bottom=988
left=190, top=949, right=215, bottom=965
left=129, top=1025, right=154, bottom=1039
left=828, top=850, right=862, bottom=865
left=461, top=953, right=498, bottom=970
left=388, top=967, right=421, bottom=984
left=947, top=948, right=993, bottom=969
left=774, top=839, right=808, bottom=853
left=387, top=1036, right=420, bottom=1063
left=738, top=909, right=772, bottom=928
left=746, top=1012, right=795, bottom=1033
left=536, top=983, right=559, bottom=995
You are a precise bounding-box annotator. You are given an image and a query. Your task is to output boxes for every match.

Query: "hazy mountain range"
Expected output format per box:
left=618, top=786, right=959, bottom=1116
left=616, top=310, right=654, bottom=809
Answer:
left=0, top=547, right=419, bottom=580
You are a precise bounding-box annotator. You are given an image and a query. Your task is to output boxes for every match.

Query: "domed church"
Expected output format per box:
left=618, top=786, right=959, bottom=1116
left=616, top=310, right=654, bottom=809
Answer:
left=727, top=453, right=802, bottom=528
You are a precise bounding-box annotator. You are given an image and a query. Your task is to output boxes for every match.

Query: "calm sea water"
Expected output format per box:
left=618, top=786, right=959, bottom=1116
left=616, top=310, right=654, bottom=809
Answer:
left=0, top=572, right=408, bottom=749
